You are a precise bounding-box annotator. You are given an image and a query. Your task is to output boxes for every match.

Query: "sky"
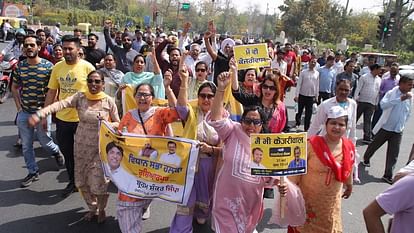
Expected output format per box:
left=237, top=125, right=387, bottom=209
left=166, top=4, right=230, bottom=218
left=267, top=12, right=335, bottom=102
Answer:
left=234, top=0, right=385, bottom=14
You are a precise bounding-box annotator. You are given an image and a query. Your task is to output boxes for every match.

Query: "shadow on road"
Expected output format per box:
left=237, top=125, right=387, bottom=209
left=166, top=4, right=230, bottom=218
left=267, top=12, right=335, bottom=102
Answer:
left=356, top=163, right=384, bottom=185
left=0, top=207, right=121, bottom=233
left=0, top=188, right=64, bottom=207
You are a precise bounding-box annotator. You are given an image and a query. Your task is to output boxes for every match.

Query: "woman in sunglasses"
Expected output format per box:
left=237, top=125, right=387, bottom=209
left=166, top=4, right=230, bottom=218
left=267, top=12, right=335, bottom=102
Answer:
left=28, top=70, right=120, bottom=223
left=231, top=58, right=286, bottom=134
left=119, top=47, right=165, bottom=99
left=208, top=71, right=286, bottom=233
left=115, top=80, right=187, bottom=232
left=169, top=54, right=222, bottom=232
left=187, top=61, right=209, bottom=99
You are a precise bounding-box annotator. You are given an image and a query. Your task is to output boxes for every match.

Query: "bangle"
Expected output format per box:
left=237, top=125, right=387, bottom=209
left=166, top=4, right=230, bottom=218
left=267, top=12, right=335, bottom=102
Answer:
left=179, top=86, right=187, bottom=89
left=217, top=89, right=226, bottom=92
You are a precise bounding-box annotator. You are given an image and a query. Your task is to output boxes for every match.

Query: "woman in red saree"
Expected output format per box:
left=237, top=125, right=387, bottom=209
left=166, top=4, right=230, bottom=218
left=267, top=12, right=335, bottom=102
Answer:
left=288, top=105, right=355, bottom=233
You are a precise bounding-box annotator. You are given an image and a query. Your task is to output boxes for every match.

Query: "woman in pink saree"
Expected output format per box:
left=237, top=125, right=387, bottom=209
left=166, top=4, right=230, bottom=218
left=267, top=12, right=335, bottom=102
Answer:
left=208, top=71, right=286, bottom=233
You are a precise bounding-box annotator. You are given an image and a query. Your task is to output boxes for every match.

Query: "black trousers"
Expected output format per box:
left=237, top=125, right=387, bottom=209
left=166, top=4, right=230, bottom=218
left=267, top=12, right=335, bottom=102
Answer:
left=318, top=92, right=331, bottom=104
left=295, top=94, right=315, bottom=131
left=56, top=119, right=78, bottom=184
left=363, top=128, right=402, bottom=179
left=356, top=102, right=376, bottom=140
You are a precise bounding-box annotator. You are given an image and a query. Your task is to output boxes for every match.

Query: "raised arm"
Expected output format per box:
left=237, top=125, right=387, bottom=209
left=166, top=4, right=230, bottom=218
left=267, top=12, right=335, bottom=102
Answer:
left=155, top=39, right=170, bottom=71
left=203, top=31, right=218, bottom=61
left=211, top=72, right=230, bottom=121
left=229, top=58, right=239, bottom=91
left=164, top=70, right=176, bottom=107
left=177, top=52, right=189, bottom=107
left=103, top=21, right=119, bottom=53
left=150, top=47, right=161, bottom=75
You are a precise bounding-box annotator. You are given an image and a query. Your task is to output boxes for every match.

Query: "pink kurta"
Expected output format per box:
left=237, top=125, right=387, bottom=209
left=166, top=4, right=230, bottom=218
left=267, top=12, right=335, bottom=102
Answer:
left=209, top=118, right=269, bottom=233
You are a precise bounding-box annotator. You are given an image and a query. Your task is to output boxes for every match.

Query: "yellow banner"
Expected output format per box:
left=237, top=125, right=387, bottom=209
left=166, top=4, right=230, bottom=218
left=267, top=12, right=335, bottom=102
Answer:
left=233, top=43, right=270, bottom=70
left=250, top=133, right=307, bottom=176
left=99, top=121, right=199, bottom=204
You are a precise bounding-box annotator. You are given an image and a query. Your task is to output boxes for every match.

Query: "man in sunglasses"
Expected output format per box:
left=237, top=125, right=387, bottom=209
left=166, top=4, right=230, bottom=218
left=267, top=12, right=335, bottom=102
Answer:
left=11, top=35, right=64, bottom=187
left=43, top=35, right=95, bottom=197
left=103, top=20, right=139, bottom=73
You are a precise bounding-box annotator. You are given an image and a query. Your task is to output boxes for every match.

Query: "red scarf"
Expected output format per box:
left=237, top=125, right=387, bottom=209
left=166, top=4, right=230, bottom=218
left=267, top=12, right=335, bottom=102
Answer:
left=309, top=135, right=355, bottom=182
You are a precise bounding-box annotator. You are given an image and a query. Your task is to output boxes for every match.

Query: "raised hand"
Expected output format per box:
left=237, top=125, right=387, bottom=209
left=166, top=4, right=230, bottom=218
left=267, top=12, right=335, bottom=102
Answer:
left=164, top=69, right=173, bottom=88
left=217, top=72, right=230, bottom=90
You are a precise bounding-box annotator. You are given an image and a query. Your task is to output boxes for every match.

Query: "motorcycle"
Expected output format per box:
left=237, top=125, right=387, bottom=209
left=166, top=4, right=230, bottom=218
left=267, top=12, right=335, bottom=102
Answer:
left=0, top=53, right=18, bottom=103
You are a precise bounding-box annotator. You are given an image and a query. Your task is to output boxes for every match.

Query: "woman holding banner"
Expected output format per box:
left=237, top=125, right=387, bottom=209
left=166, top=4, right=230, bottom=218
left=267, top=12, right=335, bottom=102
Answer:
left=168, top=53, right=222, bottom=232
left=119, top=47, right=165, bottom=99
left=208, top=71, right=286, bottom=233
left=115, top=79, right=187, bottom=232
left=288, top=105, right=355, bottom=233
left=28, top=71, right=120, bottom=223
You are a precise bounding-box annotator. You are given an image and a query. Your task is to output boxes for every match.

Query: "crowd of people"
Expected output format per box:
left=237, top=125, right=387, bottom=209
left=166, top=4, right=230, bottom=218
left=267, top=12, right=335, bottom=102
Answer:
left=6, top=18, right=414, bottom=233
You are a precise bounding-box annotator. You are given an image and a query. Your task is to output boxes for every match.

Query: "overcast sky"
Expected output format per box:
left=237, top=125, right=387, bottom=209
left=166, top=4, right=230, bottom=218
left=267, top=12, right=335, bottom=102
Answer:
left=233, top=0, right=385, bottom=14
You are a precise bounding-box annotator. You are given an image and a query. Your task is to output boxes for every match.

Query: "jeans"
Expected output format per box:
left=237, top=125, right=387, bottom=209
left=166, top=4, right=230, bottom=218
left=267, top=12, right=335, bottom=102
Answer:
left=17, top=111, right=60, bottom=174
left=56, top=119, right=78, bottom=184
left=295, top=94, right=315, bottom=131
left=363, top=128, right=402, bottom=179
left=356, top=102, right=376, bottom=140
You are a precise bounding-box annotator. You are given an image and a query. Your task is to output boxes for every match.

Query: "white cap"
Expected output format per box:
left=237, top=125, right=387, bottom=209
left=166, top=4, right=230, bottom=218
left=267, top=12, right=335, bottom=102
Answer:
left=327, top=106, right=347, bottom=119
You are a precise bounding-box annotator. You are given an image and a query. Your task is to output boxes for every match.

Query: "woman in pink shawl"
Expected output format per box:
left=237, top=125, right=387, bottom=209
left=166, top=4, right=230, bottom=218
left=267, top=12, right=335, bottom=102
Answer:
left=208, top=71, right=285, bottom=233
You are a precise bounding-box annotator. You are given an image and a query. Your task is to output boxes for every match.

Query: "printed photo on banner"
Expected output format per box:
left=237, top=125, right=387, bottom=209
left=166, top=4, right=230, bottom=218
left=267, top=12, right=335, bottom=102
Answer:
left=99, top=120, right=199, bottom=205
left=233, top=43, right=270, bottom=70
left=250, top=133, right=307, bottom=176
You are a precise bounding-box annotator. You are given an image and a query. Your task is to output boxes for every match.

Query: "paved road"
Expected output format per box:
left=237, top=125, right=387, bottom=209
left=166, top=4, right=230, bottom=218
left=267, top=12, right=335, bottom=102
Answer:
left=0, top=39, right=413, bottom=233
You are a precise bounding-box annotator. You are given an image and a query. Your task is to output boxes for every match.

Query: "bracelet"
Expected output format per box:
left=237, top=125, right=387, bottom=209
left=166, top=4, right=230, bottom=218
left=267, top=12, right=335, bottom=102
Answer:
left=179, top=86, right=187, bottom=89
left=217, top=89, right=226, bottom=92
left=36, top=112, right=42, bottom=119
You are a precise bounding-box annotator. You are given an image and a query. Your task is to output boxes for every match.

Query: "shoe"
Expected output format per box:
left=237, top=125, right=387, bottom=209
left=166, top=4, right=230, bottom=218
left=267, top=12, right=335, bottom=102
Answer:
left=142, top=206, right=150, bottom=220
left=14, top=138, right=22, bottom=148
left=53, top=153, right=65, bottom=167
left=362, top=138, right=373, bottom=144
left=381, top=176, right=393, bottom=184
left=361, top=161, right=371, bottom=167
left=61, top=183, right=78, bottom=198
left=21, top=172, right=39, bottom=187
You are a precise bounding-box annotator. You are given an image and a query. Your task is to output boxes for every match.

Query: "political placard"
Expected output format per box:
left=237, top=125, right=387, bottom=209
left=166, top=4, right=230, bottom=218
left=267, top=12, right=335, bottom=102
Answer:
left=233, top=43, right=270, bottom=70
left=250, top=133, right=307, bottom=176
left=99, top=121, right=199, bottom=205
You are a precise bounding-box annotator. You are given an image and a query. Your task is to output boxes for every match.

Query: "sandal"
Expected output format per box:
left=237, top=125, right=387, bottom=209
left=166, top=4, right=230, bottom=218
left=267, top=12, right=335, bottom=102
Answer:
left=97, top=210, right=106, bottom=224
left=83, top=211, right=96, bottom=221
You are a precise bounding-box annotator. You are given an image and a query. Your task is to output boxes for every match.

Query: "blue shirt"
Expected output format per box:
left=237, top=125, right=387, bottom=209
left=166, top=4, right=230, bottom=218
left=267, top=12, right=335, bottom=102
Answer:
left=318, top=66, right=336, bottom=93
left=380, top=87, right=412, bottom=133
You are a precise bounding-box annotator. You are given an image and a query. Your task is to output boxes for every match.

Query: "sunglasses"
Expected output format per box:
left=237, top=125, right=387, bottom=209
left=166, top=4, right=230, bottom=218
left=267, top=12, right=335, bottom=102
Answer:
left=198, top=93, right=214, bottom=99
left=136, top=92, right=152, bottom=98
left=261, top=84, right=276, bottom=91
left=87, top=79, right=102, bottom=84
left=196, top=68, right=207, bottom=72
left=23, top=43, right=36, bottom=48
left=242, top=118, right=262, bottom=126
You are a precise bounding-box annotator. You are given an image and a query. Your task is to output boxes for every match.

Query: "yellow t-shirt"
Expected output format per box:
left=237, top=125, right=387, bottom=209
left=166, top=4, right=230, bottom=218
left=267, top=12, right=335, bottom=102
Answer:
left=48, top=59, right=95, bottom=122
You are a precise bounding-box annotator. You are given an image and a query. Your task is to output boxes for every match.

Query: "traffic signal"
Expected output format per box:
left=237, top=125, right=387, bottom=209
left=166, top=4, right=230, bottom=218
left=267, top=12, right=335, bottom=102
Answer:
left=385, top=12, right=396, bottom=37
left=377, top=15, right=386, bottom=40
left=181, top=3, right=190, bottom=11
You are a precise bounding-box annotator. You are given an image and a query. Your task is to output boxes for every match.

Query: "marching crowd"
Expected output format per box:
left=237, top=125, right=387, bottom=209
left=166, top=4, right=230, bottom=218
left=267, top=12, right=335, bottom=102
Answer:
left=5, top=18, right=414, bottom=233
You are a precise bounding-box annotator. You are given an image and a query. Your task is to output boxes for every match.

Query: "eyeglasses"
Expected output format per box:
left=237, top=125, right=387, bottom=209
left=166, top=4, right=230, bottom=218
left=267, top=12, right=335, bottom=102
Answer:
left=196, top=68, right=206, bottom=72
left=23, top=43, right=36, bottom=48
left=261, top=84, right=276, bottom=91
left=198, top=93, right=214, bottom=99
left=87, top=79, right=102, bottom=84
left=136, top=92, right=152, bottom=98
left=242, top=118, right=262, bottom=126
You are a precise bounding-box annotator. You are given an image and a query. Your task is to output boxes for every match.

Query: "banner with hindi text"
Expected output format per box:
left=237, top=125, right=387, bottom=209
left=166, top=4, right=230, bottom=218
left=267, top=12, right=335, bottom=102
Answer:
left=99, top=120, right=199, bottom=205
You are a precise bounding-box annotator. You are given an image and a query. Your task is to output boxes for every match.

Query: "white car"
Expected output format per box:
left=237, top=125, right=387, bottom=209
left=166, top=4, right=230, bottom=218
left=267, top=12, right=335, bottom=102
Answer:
left=399, top=64, right=414, bottom=77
